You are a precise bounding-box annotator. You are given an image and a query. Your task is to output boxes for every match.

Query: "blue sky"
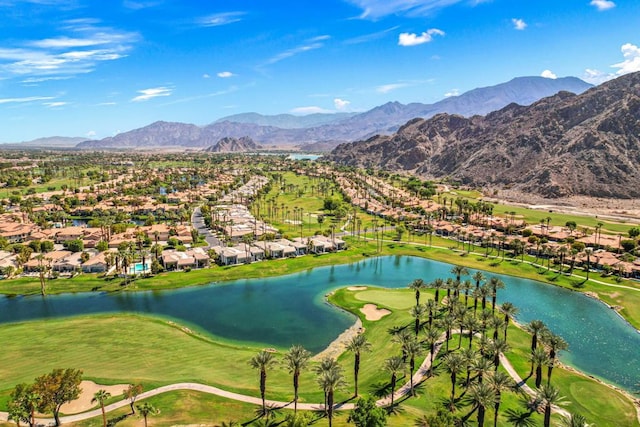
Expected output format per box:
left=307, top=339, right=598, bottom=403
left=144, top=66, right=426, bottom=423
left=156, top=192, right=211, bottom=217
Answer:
left=1, top=0, right=639, bottom=142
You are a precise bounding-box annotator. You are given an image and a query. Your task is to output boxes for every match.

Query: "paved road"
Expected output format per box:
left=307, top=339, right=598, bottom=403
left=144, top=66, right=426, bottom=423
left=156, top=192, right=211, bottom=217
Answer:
left=191, top=206, right=221, bottom=248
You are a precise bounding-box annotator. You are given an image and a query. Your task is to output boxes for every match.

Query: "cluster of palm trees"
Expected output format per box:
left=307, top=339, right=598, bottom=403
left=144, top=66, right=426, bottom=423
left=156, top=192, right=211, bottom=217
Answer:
left=397, top=267, right=587, bottom=427
left=247, top=335, right=373, bottom=427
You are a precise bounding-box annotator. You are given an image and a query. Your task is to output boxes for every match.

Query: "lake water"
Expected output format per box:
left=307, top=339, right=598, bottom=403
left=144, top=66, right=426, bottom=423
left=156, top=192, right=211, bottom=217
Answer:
left=288, top=153, right=322, bottom=161
left=0, top=256, right=638, bottom=392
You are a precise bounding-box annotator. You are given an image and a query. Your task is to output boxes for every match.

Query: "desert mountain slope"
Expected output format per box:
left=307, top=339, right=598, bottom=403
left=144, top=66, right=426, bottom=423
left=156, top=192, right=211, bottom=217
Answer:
left=328, top=72, right=640, bottom=199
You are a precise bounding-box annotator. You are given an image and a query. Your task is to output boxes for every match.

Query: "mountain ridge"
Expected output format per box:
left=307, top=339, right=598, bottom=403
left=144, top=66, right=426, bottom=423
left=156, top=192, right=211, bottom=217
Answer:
left=327, top=71, right=640, bottom=199
left=76, top=75, right=592, bottom=150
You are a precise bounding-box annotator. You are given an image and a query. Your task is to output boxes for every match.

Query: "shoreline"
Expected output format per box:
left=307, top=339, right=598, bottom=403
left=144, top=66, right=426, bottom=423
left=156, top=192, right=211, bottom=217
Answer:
left=312, top=318, right=363, bottom=361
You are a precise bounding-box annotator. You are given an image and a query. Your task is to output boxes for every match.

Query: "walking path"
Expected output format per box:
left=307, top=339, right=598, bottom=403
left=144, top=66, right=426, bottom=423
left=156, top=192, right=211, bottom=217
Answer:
left=0, top=331, right=578, bottom=425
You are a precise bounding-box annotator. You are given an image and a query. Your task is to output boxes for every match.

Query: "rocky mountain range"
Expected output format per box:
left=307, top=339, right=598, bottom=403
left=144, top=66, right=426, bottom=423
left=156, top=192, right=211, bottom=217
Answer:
left=214, top=112, right=356, bottom=128
left=1, top=136, right=89, bottom=148
left=327, top=71, right=640, bottom=199
left=77, top=76, right=591, bottom=150
left=204, top=136, right=261, bottom=153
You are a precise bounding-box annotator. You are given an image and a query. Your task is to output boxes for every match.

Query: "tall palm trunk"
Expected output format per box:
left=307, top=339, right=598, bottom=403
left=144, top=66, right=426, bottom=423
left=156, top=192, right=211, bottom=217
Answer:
left=293, top=372, right=300, bottom=413
left=260, top=369, right=266, bottom=412
left=390, top=374, right=397, bottom=407
left=354, top=354, right=360, bottom=396
left=327, top=390, right=334, bottom=427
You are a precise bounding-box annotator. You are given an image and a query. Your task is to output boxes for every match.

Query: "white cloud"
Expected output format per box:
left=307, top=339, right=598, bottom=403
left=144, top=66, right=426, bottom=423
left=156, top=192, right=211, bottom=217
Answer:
left=198, top=11, right=245, bottom=27
left=123, top=0, right=162, bottom=10
left=43, top=101, right=67, bottom=107
left=346, top=0, right=474, bottom=19
left=376, top=83, right=409, bottom=93
left=0, top=23, right=138, bottom=79
left=344, top=26, right=398, bottom=44
left=398, top=29, right=444, bottom=46
left=0, top=95, right=54, bottom=104
left=265, top=39, right=326, bottom=65
left=334, top=98, right=351, bottom=110
left=86, top=130, right=96, bottom=138
left=583, top=43, right=640, bottom=84
left=290, top=106, right=333, bottom=115
left=202, top=73, right=210, bottom=79
left=444, top=89, right=459, bottom=97
left=541, top=69, right=557, bottom=79
left=161, top=86, right=238, bottom=106
left=131, top=87, right=172, bottom=102
left=590, top=0, right=615, bottom=11
left=512, top=18, right=527, bottom=30
left=217, top=71, right=234, bottom=78
left=612, top=43, right=640, bottom=75
left=583, top=68, right=609, bottom=85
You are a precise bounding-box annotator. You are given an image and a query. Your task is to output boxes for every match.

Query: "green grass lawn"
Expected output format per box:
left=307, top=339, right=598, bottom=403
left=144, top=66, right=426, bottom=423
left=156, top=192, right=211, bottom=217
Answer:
left=437, top=188, right=638, bottom=235
left=0, top=287, right=637, bottom=426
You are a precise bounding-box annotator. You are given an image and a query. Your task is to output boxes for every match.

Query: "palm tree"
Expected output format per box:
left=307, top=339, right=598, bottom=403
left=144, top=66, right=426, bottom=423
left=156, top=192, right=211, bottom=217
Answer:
left=473, top=271, right=486, bottom=289
left=392, top=328, right=413, bottom=362
left=499, top=302, right=519, bottom=341
left=451, top=265, right=469, bottom=285
left=384, top=356, right=405, bottom=407
left=136, top=402, right=158, bottom=427
left=431, top=278, right=446, bottom=303
left=91, top=390, right=111, bottom=427
left=471, top=356, right=494, bottom=385
left=530, top=347, right=549, bottom=386
left=488, top=315, right=504, bottom=341
left=346, top=334, right=372, bottom=397
left=423, top=326, right=441, bottom=376
left=478, top=285, right=491, bottom=311
left=317, top=363, right=346, bottom=427
left=408, top=278, right=426, bottom=306
left=462, top=279, right=473, bottom=306
left=439, top=314, right=456, bottom=351
left=488, top=277, right=505, bottom=313
left=283, top=345, right=311, bottom=413
left=467, top=382, right=497, bottom=427
left=488, top=371, right=513, bottom=427
left=541, top=331, right=568, bottom=385
left=442, top=352, right=465, bottom=399
left=403, top=339, right=422, bottom=396
left=525, top=320, right=547, bottom=352
left=249, top=350, right=278, bottom=415
left=315, top=357, right=341, bottom=411
left=536, top=384, right=567, bottom=427
left=559, top=412, right=592, bottom=427
left=424, top=299, right=437, bottom=328
left=410, top=304, right=427, bottom=337
left=461, top=347, right=478, bottom=386
left=487, top=338, right=509, bottom=371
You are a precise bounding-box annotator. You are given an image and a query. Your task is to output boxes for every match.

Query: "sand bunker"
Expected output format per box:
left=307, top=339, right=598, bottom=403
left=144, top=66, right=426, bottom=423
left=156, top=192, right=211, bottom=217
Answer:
left=360, top=304, right=391, bottom=321
left=347, top=286, right=368, bottom=291
left=60, top=380, right=130, bottom=414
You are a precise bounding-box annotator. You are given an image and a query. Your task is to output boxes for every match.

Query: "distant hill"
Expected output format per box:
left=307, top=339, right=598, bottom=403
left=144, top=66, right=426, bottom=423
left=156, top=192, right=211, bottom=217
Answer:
left=77, top=75, right=592, bottom=150
left=214, top=112, right=356, bottom=129
left=204, top=136, right=261, bottom=153
left=1, top=136, right=90, bottom=148
left=327, top=71, right=640, bottom=199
